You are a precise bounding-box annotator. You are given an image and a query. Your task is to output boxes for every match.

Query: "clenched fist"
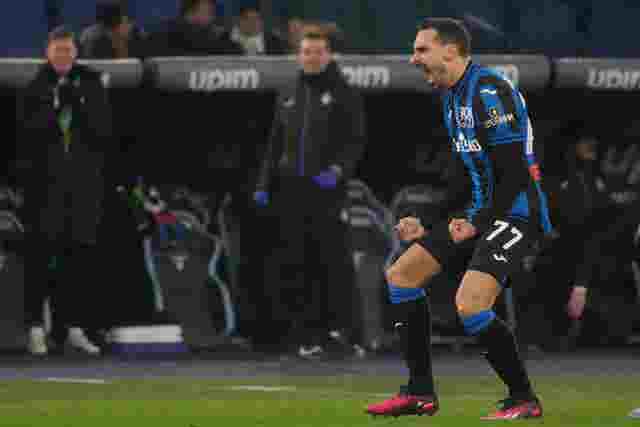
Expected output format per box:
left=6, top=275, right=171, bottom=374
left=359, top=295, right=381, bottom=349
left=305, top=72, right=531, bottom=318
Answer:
left=394, top=217, right=426, bottom=241
left=449, top=218, right=477, bottom=243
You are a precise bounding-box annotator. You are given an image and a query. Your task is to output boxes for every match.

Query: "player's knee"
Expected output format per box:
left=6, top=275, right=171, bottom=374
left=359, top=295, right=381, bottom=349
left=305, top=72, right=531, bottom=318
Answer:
left=385, top=266, right=426, bottom=304
left=456, top=301, right=475, bottom=319
left=455, top=292, right=472, bottom=316
left=385, top=266, right=410, bottom=288
left=458, top=309, right=496, bottom=336
left=456, top=291, right=496, bottom=335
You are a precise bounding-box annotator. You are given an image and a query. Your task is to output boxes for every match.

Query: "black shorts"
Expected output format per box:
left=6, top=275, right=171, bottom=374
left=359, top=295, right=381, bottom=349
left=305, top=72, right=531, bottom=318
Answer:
left=416, top=218, right=536, bottom=286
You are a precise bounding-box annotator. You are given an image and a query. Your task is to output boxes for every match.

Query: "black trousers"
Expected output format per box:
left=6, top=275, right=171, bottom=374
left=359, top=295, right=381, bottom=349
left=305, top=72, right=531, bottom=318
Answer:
left=24, top=237, right=100, bottom=333
left=251, top=176, right=356, bottom=349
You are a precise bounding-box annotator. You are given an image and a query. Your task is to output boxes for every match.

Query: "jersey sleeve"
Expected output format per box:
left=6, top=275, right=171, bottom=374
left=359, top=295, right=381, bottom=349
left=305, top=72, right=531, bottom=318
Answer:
left=472, top=75, right=528, bottom=146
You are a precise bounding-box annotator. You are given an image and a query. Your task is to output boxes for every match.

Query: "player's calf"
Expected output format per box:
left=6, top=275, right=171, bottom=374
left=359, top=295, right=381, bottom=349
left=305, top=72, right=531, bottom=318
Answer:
left=456, top=271, right=540, bottom=419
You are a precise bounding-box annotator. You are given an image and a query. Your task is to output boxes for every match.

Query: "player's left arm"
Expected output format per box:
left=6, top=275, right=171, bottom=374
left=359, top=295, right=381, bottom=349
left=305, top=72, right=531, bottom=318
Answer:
left=471, top=76, right=532, bottom=231
left=482, top=142, right=531, bottom=226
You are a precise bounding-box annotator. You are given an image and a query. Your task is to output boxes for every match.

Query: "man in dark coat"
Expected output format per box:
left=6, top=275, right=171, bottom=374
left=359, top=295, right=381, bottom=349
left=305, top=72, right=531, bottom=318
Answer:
left=251, top=30, right=367, bottom=358
left=229, top=6, right=287, bottom=55
left=79, top=1, right=147, bottom=59
left=145, top=0, right=243, bottom=57
left=16, top=27, right=112, bottom=355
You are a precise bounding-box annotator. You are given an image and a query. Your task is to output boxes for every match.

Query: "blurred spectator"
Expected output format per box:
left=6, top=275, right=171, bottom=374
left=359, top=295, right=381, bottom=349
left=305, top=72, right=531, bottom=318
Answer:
left=15, top=27, right=112, bottom=355
left=600, top=143, right=640, bottom=207
left=282, top=19, right=347, bottom=54
left=285, top=17, right=305, bottom=53
left=229, top=6, right=287, bottom=55
left=299, top=21, right=347, bottom=54
left=145, top=0, right=243, bottom=56
left=321, top=22, right=347, bottom=53
left=566, top=142, right=640, bottom=343
left=566, top=197, right=640, bottom=343
left=251, top=30, right=366, bottom=358
left=78, top=1, right=147, bottom=59
left=557, top=136, right=609, bottom=229
left=515, top=136, right=610, bottom=351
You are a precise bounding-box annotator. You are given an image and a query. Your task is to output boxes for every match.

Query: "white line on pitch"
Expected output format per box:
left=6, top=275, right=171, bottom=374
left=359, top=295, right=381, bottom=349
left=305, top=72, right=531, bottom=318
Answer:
left=41, top=378, right=109, bottom=384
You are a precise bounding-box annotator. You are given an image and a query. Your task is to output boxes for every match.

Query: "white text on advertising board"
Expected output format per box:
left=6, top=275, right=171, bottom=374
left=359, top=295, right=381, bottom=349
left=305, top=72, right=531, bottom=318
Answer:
left=189, top=69, right=260, bottom=91
left=488, top=64, right=519, bottom=87
left=588, top=68, right=640, bottom=90
left=341, top=66, right=390, bottom=88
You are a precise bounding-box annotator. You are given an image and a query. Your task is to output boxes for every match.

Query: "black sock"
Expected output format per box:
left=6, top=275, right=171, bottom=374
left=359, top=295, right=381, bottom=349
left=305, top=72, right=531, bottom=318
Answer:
left=394, top=297, right=435, bottom=396
left=478, top=316, right=535, bottom=400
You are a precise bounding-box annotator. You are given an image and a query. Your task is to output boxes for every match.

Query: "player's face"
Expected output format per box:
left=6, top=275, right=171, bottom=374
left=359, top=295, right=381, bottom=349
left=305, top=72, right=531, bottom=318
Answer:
left=46, top=38, right=77, bottom=75
left=298, top=38, right=331, bottom=74
left=410, top=29, right=451, bottom=89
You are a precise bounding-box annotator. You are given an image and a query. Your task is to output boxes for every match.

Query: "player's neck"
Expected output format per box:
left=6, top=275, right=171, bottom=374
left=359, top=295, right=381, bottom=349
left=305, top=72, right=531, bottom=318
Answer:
left=447, top=57, right=471, bottom=89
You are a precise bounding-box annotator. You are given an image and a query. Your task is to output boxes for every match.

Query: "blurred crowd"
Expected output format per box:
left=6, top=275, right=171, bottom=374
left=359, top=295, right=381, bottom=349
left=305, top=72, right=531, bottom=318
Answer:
left=74, top=0, right=348, bottom=59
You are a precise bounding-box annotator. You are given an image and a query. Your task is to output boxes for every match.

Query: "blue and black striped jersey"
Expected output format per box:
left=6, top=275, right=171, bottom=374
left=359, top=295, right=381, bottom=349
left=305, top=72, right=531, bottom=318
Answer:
left=441, top=61, right=553, bottom=235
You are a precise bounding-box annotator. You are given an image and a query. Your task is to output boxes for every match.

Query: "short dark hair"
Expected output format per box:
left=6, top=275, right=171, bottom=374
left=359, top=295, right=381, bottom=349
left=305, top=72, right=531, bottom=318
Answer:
left=48, top=26, right=75, bottom=45
left=419, top=18, right=471, bottom=57
left=180, top=0, right=214, bottom=17
left=300, top=28, right=332, bottom=51
left=238, top=5, right=259, bottom=17
left=96, top=1, right=127, bottom=29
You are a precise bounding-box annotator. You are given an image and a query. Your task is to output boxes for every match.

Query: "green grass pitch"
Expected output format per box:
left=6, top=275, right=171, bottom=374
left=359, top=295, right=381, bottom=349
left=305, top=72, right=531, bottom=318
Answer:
left=0, top=373, right=637, bottom=426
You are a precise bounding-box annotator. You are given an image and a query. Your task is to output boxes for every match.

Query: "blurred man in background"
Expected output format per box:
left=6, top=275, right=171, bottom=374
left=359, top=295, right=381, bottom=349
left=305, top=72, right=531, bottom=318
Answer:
left=252, top=30, right=366, bottom=358
left=79, top=0, right=147, bottom=59
left=230, top=6, right=287, bottom=55
left=146, top=0, right=242, bottom=56
left=566, top=141, right=640, bottom=343
left=16, top=27, right=112, bottom=355
left=285, top=17, right=305, bottom=53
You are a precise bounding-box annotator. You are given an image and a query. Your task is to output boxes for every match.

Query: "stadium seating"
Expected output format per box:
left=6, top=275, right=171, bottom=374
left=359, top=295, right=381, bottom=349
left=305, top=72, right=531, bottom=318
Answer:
left=0, top=4, right=48, bottom=57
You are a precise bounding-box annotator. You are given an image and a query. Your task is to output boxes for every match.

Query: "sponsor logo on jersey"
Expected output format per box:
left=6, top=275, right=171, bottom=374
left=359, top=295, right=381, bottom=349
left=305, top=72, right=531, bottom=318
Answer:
left=455, top=107, right=475, bottom=128
left=341, top=65, right=390, bottom=88
left=453, top=134, right=482, bottom=152
left=587, top=68, right=640, bottom=90
left=189, top=69, right=260, bottom=91
left=484, top=107, right=515, bottom=128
